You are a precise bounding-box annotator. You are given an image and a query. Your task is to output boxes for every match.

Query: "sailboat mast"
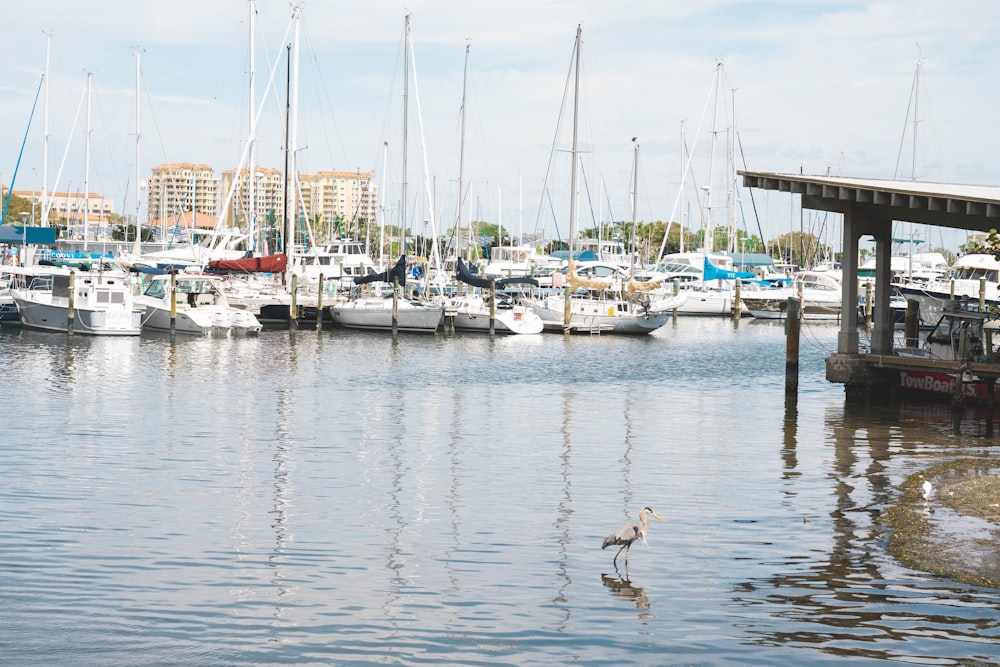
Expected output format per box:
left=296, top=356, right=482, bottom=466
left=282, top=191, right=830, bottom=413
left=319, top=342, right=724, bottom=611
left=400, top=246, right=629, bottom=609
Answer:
left=705, top=61, right=723, bottom=254
left=565, top=23, right=582, bottom=328
left=912, top=56, right=921, bottom=182
left=287, top=5, right=301, bottom=273
left=42, top=32, right=50, bottom=228
left=133, top=51, right=141, bottom=255
left=248, top=0, right=257, bottom=249
left=402, top=14, right=410, bottom=258
left=83, top=71, right=92, bottom=252
left=630, top=137, right=638, bottom=277
left=457, top=40, right=469, bottom=259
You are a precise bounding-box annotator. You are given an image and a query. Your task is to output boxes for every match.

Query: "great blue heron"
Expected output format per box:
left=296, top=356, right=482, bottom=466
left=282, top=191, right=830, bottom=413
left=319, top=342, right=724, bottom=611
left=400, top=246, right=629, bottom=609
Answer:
left=601, top=507, right=662, bottom=569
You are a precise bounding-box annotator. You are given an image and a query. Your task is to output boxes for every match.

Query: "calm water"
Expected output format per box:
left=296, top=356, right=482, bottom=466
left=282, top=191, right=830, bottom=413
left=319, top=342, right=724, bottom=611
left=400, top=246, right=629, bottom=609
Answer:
left=1, top=318, right=998, bottom=666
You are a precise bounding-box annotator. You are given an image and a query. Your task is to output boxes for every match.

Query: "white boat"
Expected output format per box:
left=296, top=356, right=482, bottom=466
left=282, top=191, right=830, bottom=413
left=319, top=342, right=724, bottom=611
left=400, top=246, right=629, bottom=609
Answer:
left=329, top=295, right=443, bottom=333
left=741, top=269, right=843, bottom=320
left=532, top=287, right=682, bottom=335
left=448, top=293, right=543, bottom=334
left=295, top=239, right=378, bottom=290
left=894, top=253, right=997, bottom=323
left=10, top=265, right=142, bottom=335
left=135, top=273, right=262, bottom=335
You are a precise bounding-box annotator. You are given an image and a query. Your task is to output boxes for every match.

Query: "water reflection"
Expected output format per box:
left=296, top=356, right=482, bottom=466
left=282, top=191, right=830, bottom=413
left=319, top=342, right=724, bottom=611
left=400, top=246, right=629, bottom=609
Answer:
left=601, top=573, right=652, bottom=615
left=732, top=396, right=1000, bottom=662
left=552, top=384, right=574, bottom=628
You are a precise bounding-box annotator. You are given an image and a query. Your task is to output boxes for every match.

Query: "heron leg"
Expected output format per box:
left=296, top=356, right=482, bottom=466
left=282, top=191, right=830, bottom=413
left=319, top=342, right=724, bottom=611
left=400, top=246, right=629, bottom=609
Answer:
left=612, top=544, right=627, bottom=569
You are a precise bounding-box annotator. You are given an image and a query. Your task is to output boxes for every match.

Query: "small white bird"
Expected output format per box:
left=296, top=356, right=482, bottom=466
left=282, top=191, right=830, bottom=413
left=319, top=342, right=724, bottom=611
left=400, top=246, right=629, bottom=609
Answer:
left=922, top=479, right=933, bottom=501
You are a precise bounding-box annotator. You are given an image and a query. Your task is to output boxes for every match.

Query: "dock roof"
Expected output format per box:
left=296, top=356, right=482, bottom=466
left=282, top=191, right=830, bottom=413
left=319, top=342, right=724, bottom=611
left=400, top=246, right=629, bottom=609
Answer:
left=739, top=171, right=1000, bottom=232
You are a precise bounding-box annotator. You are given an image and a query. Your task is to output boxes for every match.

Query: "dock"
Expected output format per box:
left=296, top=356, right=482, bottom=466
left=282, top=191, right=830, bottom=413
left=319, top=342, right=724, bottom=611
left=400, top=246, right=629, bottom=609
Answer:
left=740, top=171, right=1000, bottom=405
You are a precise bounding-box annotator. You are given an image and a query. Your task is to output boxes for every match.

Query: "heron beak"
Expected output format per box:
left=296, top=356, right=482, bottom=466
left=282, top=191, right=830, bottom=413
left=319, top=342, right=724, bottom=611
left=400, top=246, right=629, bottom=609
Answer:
left=651, top=513, right=663, bottom=522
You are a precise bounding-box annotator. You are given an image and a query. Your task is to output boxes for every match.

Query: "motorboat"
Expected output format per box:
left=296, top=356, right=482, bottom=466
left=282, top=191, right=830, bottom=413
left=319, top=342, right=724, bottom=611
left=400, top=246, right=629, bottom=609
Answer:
left=9, top=264, right=142, bottom=335
left=741, top=269, right=842, bottom=321
left=134, top=273, right=262, bottom=335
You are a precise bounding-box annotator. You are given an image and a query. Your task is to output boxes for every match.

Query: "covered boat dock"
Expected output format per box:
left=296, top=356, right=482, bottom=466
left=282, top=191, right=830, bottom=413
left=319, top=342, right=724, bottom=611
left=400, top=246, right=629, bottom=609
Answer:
left=738, top=172, right=1000, bottom=401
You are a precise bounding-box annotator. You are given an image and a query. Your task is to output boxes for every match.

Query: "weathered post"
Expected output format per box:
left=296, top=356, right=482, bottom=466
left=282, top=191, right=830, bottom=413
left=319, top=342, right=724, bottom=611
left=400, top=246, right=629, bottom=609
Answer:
left=905, top=299, right=919, bottom=348
left=672, top=279, right=679, bottom=321
left=315, top=274, right=325, bottom=330
left=169, top=270, right=177, bottom=333
left=392, top=277, right=399, bottom=336
left=785, top=296, right=801, bottom=396
left=980, top=277, right=987, bottom=312
left=864, top=282, right=873, bottom=329
left=67, top=270, right=76, bottom=334
left=289, top=273, right=299, bottom=330
left=489, top=280, right=496, bottom=336
left=733, top=280, right=741, bottom=320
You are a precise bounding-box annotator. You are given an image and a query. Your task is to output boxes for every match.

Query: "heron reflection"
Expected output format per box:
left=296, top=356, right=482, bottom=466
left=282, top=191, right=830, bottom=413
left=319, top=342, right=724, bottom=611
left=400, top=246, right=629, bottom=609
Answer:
left=601, top=573, right=651, bottom=611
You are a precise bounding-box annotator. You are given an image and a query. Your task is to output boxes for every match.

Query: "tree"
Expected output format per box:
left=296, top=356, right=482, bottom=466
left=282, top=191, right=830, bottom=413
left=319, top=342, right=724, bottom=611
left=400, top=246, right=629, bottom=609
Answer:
left=0, top=193, right=34, bottom=225
left=770, top=231, right=829, bottom=268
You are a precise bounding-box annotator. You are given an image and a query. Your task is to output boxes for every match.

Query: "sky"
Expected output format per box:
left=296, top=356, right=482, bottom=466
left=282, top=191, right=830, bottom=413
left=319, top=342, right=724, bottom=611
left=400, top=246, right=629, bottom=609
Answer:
left=1, top=0, right=998, bottom=253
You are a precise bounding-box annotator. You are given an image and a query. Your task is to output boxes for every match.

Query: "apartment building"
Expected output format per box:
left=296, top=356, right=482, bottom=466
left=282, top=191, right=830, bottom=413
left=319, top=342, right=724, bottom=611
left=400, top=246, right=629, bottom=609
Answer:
left=10, top=189, right=115, bottom=225
left=147, top=163, right=220, bottom=224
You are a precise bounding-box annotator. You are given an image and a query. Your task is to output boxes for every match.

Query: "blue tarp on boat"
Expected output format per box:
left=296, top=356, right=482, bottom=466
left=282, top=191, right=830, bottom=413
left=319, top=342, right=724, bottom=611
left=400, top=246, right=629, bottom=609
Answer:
left=704, top=257, right=755, bottom=281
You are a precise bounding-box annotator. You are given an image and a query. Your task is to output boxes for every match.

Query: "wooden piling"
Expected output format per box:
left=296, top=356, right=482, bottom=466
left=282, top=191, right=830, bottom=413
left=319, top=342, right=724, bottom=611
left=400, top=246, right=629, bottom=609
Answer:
left=733, top=280, right=741, bottom=320
left=905, top=299, right=919, bottom=348
left=392, top=277, right=399, bottom=336
left=67, top=270, right=76, bottom=334
left=864, top=282, right=873, bottom=329
left=489, top=281, right=496, bottom=336
left=289, top=274, right=299, bottom=330
left=169, top=271, right=177, bottom=333
left=315, top=274, right=325, bottom=330
left=785, top=296, right=801, bottom=395
left=980, top=277, right=987, bottom=311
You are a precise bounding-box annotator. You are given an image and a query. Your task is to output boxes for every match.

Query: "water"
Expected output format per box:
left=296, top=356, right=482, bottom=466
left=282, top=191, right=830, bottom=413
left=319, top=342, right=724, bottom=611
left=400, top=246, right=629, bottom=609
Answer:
left=1, top=318, right=998, bottom=665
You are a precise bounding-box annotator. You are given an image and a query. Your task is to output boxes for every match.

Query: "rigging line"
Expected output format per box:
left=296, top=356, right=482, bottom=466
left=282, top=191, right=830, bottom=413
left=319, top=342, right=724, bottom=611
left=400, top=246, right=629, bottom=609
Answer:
left=1, top=73, right=44, bottom=224
left=735, top=128, right=765, bottom=249
left=533, top=34, right=579, bottom=236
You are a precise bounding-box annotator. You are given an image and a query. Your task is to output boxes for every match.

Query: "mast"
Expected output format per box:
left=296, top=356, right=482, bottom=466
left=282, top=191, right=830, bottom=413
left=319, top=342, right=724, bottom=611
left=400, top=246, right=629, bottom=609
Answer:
left=565, top=23, right=582, bottom=328
left=401, top=14, right=410, bottom=258
left=83, top=71, right=92, bottom=251
left=248, top=0, right=257, bottom=249
left=378, top=141, right=388, bottom=264
left=42, top=32, right=51, bottom=227
left=132, top=51, right=142, bottom=256
left=456, top=40, right=469, bottom=261
left=287, top=5, right=301, bottom=276
left=705, top=61, right=723, bottom=254
left=630, top=137, right=638, bottom=277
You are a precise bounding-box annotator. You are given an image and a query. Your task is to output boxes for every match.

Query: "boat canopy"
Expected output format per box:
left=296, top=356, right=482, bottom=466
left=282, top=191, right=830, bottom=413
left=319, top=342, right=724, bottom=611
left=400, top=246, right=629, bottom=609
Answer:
left=703, top=257, right=755, bottom=281
left=207, top=253, right=287, bottom=274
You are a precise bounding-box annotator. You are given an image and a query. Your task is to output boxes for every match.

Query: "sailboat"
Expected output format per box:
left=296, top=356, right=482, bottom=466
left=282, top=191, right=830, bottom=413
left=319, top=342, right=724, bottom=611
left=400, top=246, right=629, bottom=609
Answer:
left=328, top=15, right=444, bottom=334
left=531, top=27, right=681, bottom=335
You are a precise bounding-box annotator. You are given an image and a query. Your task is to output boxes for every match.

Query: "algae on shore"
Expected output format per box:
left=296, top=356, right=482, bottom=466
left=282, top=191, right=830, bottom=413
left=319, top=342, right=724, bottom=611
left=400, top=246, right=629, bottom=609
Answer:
left=884, top=459, right=1000, bottom=589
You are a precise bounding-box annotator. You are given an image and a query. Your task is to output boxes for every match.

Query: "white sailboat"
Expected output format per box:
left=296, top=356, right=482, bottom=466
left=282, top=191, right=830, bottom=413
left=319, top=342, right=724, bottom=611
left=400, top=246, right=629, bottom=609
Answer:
left=329, top=15, right=443, bottom=334
left=531, top=27, right=679, bottom=335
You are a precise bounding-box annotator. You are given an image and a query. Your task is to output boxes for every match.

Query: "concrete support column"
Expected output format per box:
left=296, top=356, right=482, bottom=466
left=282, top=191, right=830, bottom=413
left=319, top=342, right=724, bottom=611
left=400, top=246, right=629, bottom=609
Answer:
left=871, top=221, right=894, bottom=354
left=838, top=207, right=860, bottom=354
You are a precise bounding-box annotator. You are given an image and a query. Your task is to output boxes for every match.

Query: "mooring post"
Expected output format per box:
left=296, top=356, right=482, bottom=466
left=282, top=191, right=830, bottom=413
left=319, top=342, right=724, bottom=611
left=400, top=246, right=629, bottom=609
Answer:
left=67, top=270, right=76, bottom=335
left=672, top=279, right=679, bottom=321
left=905, top=299, right=919, bottom=348
left=169, top=270, right=177, bottom=333
left=315, top=274, right=325, bottom=330
left=785, top=296, right=801, bottom=395
left=980, top=278, right=987, bottom=312
left=864, top=282, right=873, bottom=329
left=392, top=277, right=399, bottom=336
left=489, top=281, right=496, bottom=336
left=289, top=274, right=299, bottom=330
left=733, top=280, right=741, bottom=320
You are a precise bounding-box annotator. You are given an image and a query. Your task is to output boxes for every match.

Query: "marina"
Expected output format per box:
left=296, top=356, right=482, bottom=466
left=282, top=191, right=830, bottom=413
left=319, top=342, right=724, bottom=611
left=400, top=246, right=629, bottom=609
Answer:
left=1, top=318, right=999, bottom=665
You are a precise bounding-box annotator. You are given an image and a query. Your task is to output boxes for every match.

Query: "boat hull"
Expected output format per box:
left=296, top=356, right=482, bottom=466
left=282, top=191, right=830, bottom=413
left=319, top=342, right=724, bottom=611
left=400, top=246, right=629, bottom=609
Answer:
left=13, top=294, right=142, bottom=335
left=532, top=296, right=671, bottom=335
left=329, top=298, right=443, bottom=333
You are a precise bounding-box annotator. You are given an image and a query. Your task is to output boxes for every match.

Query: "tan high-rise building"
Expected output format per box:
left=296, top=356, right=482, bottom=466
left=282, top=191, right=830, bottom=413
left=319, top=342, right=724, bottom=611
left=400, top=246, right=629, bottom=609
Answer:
left=219, top=167, right=285, bottom=231
left=219, top=168, right=377, bottom=243
left=147, top=163, right=220, bottom=224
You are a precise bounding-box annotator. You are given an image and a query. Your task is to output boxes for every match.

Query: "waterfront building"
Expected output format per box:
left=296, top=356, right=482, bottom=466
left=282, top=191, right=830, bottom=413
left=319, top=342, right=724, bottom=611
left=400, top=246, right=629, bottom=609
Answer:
left=147, top=163, right=220, bottom=225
